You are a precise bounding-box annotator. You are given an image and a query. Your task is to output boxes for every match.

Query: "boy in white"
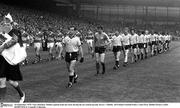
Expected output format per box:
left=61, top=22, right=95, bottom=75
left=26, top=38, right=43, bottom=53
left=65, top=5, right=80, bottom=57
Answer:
left=130, top=29, right=138, bottom=63
left=111, top=31, right=123, bottom=69
left=122, top=28, right=131, bottom=67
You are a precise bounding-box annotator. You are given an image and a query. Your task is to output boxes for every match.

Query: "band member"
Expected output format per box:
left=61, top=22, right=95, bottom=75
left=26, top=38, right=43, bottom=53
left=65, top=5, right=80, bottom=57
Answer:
left=62, top=28, right=84, bottom=88
left=130, top=29, right=138, bottom=63
left=33, top=28, right=43, bottom=63
left=0, top=13, right=13, bottom=92
left=86, top=30, right=94, bottom=55
left=55, top=30, right=64, bottom=59
left=47, top=28, right=55, bottom=60
left=0, top=20, right=25, bottom=103
left=122, top=28, right=131, bottom=67
left=93, top=26, right=110, bottom=75
left=111, top=31, right=123, bottom=69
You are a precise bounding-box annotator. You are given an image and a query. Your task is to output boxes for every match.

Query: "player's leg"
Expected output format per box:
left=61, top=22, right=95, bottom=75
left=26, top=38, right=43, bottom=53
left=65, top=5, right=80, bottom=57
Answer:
left=134, top=46, right=138, bottom=62
left=67, top=60, right=77, bottom=87
left=34, top=43, right=41, bottom=63
left=8, top=80, right=25, bottom=103
left=123, top=46, right=129, bottom=67
left=56, top=43, right=63, bottom=59
left=95, top=53, right=100, bottom=75
left=100, top=53, right=106, bottom=74
left=49, top=44, right=54, bottom=60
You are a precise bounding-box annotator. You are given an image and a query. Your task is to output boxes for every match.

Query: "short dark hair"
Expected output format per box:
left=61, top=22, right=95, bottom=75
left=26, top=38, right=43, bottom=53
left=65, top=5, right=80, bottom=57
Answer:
left=97, top=26, right=103, bottom=30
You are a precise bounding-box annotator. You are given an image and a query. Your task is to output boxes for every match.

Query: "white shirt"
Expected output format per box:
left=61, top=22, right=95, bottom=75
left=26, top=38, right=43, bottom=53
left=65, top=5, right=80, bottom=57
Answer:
left=111, top=35, right=123, bottom=46
left=122, top=33, right=131, bottom=45
left=130, top=33, right=138, bottom=45
left=138, top=34, right=145, bottom=43
left=144, top=34, right=150, bottom=43
left=63, top=36, right=81, bottom=52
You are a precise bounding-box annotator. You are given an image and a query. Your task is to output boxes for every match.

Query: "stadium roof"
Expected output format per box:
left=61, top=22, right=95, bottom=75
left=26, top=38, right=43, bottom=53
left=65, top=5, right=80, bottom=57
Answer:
left=71, top=0, right=180, bottom=7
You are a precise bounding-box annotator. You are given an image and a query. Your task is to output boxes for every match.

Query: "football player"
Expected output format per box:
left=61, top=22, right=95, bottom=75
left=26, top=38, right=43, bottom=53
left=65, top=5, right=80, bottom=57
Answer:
left=93, top=26, right=110, bottom=75
left=61, top=27, right=84, bottom=88
left=111, top=31, right=123, bottom=69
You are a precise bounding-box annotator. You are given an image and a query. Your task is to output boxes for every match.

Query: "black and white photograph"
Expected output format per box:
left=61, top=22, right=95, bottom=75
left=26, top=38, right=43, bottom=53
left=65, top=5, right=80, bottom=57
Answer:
left=0, top=0, right=180, bottom=107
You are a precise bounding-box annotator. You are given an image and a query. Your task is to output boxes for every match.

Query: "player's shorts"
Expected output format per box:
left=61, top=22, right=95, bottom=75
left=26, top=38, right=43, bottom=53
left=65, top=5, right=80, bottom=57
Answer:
left=124, top=45, right=130, bottom=50
left=152, top=41, right=156, bottom=45
left=95, top=46, right=106, bottom=54
left=113, top=46, right=122, bottom=52
left=138, top=43, right=144, bottom=49
left=65, top=52, right=78, bottom=63
left=148, top=42, right=152, bottom=46
left=47, top=42, right=55, bottom=48
left=55, top=42, right=62, bottom=48
left=132, top=44, right=137, bottom=49
left=165, top=40, right=168, bottom=43
left=34, top=42, right=42, bottom=49
left=86, top=39, right=93, bottom=47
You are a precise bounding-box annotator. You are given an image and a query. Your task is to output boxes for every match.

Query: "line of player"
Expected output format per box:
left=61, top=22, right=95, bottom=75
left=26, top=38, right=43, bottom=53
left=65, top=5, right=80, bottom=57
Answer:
left=85, top=27, right=172, bottom=74
left=20, top=26, right=172, bottom=88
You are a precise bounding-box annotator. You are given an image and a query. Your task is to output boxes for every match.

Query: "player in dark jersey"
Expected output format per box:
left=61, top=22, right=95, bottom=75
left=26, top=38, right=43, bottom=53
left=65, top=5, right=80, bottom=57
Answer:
left=86, top=30, right=94, bottom=55
left=33, top=28, right=43, bottom=63
left=47, top=28, right=55, bottom=60
left=20, top=28, right=30, bottom=65
left=55, top=30, right=64, bottom=59
left=93, top=26, right=110, bottom=75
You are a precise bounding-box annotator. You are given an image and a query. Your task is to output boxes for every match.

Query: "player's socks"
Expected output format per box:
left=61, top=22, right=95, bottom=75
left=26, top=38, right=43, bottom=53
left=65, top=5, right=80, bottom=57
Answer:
left=73, top=73, right=78, bottom=83
left=0, top=87, right=7, bottom=100
left=13, top=85, right=24, bottom=98
left=115, top=61, right=119, bottom=67
left=101, top=62, right=105, bottom=74
left=96, top=62, right=100, bottom=75
left=68, top=75, right=74, bottom=87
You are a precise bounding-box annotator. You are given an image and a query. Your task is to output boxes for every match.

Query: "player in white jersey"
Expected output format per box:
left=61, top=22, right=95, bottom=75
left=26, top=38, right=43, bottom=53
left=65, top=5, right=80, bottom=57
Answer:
left=130, top=29, right=138, bottom=63
left=144, top=30, right=150, bottom=58
left=93, top=26, right=110, bottom=75
left=111, top=31, right=123, bottom=69
left=122, top=28, right=131, bottom=67
left=137, top=31, right=145, bottom=60
left=86, top=30, right=94, bottom=55
left=151, top=32, right=158, bottom=56
left=61, top=28, right=84, bottom=88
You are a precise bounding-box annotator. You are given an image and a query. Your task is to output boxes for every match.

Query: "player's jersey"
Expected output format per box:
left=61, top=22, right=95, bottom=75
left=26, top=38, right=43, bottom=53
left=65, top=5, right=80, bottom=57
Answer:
left=55, top=33, right=64, bottom=42
left=111, top=35, right=123, bottom=46
left=152, top=34, right=158, bottom=42
left=34, top=32, right=42, bottom=43
left=130, top=33, right=138, bottom=45
left=47, top=32, right=55, bottom=43
left=63, top=36, right=81, bottom=52
left=167, top=35, right=171, bottom=41
left=144, top=34, right=150, bottom=43
left=94, top=32, right=110, bottom=47
left=122, top=33, right=131, bottom=46
left=138, top=34, right=145, bottom=44
left=21, top=32, right=29, bottom=43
